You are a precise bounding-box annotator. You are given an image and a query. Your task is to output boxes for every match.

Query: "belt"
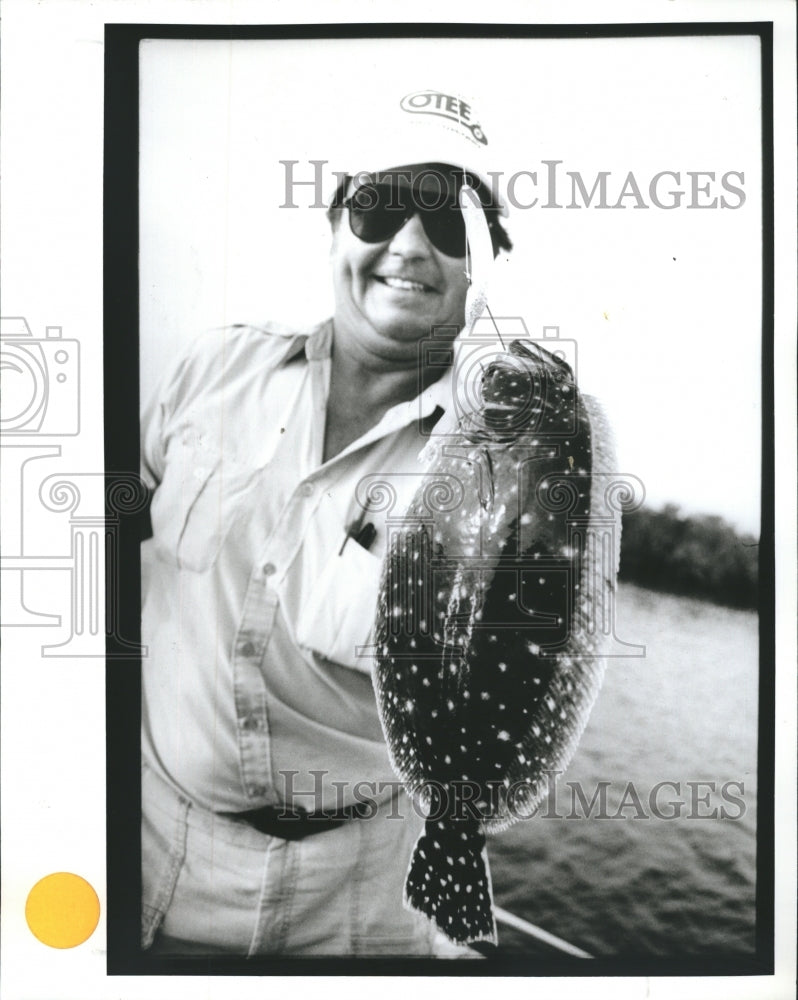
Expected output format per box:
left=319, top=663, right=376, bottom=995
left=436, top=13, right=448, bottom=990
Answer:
left=222, top=802, right=366, bottom=841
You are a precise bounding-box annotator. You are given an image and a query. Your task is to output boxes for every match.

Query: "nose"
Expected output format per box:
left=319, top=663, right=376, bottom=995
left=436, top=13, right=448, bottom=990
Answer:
left=386, top=211, right=432, bottom=258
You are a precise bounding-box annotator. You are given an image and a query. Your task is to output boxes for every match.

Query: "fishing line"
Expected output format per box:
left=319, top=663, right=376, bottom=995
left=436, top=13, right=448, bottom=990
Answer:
left=461, top=164, right=472, bottom=283
left=484, top=302, right=507, bottom=351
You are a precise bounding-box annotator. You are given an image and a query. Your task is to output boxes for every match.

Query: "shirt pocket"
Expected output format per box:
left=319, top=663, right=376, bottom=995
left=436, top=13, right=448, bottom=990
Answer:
left=149, top=441, right=253, bottom=573
left=294, top=539, right=384, bottom=674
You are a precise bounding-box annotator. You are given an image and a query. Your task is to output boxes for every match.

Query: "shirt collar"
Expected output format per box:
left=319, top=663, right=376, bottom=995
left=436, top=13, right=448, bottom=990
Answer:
left=355, top=362, right=452, bottom=449
left=272, top=319, right=333, bottom=367
left=287, top=319, right=453, bottom=412
left=280, top=319, right=455, bottom=447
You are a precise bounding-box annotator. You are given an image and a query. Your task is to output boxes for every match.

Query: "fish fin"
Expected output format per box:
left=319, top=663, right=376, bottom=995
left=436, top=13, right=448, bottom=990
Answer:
left=403, top=818, right=497, bottom=946
left=478, top=448, right=495, bottom=511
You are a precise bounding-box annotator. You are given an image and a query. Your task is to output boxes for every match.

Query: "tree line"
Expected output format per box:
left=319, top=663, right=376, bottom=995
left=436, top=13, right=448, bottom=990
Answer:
left=618, top=504, right=759, bottom=609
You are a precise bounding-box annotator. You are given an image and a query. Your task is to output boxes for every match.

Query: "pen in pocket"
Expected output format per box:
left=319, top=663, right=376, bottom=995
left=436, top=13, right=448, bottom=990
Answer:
left=338, top=512, right=376, bottom=555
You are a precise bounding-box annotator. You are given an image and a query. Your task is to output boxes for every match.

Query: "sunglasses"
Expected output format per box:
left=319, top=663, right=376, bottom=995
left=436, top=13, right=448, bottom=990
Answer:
left=343, top=181, right=494, bottom=259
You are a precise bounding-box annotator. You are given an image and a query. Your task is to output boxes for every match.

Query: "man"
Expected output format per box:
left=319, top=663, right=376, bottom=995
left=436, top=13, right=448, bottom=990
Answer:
left=140, top=88, right=511, bottom=956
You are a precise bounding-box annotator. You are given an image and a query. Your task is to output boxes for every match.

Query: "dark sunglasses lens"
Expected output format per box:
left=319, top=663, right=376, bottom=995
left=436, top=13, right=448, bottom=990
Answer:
left=347, top=184, right=408, bottom=243
left=347, top=182, right=469, bottom=257
left=418, top=202, right=467, bottom=257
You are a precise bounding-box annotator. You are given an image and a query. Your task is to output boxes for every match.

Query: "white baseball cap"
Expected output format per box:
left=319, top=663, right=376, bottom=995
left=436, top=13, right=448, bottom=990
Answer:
left=331, top=86, right=506, bottom=213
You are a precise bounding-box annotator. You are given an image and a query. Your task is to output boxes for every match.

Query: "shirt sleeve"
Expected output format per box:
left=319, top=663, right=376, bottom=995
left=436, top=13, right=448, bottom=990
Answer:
left=140, top=333, right=212, bottom=490
left=140, top=385, right=168, bottom=492
left=140, top=323, right=307, bottom=490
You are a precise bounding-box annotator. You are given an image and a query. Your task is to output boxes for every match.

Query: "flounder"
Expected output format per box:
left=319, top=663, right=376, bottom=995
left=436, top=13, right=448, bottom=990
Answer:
left=373, top=339, right=619, bottom=946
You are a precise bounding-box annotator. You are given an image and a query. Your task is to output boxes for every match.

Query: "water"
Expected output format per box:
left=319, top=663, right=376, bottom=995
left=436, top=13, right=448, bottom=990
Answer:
left=489, top=583, right=759, bottom=956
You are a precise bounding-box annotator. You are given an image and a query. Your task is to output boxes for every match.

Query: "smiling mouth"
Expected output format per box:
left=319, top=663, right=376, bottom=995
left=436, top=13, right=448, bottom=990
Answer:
left=374, top=275, right=436, bottom=293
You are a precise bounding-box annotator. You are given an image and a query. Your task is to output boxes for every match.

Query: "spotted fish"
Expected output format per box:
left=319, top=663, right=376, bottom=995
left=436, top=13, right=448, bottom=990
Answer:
left=372, top=339, right=619, bottom=946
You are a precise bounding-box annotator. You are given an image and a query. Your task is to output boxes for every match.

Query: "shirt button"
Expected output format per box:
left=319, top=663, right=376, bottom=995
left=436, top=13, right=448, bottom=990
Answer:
left=248, top=785, right=267, bottom=798
left=263, top=562, right=276, bottom=577
left=299, top=481, right=314, bottom=497
left=239, top=641, right=255, bottom=658
left=241, top=714, right=260, bottom=731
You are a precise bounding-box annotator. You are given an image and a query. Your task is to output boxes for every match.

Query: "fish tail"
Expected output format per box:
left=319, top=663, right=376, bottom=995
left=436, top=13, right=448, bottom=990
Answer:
left=403, top=817, right=497, bottom=946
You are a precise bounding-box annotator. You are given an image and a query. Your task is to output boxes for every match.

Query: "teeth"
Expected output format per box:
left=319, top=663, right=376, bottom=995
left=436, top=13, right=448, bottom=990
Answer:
left=381, top=276, right=427, bottom=291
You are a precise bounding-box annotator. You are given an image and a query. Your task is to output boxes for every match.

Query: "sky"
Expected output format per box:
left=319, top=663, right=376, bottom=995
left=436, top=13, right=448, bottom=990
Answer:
left=140, top=34, right=763, bottom=534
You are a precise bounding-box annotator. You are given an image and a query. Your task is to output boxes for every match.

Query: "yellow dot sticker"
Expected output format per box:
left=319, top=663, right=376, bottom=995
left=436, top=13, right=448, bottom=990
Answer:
left=25, top=872, right=100, bottom=948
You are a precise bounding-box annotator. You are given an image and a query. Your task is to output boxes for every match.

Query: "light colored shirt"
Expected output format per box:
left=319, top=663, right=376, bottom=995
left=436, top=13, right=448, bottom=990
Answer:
left=141, top=319, right=451, bottom=813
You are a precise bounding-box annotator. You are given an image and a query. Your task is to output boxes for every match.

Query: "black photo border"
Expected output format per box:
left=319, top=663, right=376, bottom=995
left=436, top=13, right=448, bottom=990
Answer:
left=104, top=20, right=776, bottom=978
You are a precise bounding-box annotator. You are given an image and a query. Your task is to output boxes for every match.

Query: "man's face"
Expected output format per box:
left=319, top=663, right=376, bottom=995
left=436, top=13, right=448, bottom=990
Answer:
left=330, top=175, right=470, bottom=359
